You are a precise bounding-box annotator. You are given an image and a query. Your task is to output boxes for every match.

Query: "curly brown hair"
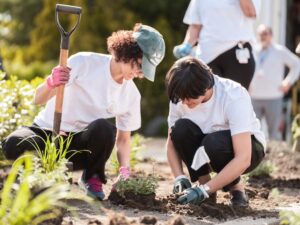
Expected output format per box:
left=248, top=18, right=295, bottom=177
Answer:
left=107, top=23, right=143, bottom=64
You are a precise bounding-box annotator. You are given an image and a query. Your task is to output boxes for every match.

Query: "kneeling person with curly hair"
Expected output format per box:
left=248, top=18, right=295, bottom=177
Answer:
left=1, top=23, right=165, bottom=200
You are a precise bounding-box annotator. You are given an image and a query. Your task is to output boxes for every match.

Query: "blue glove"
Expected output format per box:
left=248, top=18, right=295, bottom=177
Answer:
left=173, top=43, right=192, bottom=59
left=173, top=175, right=192, bottom=194
left=177, top=185, right=209, bottom=204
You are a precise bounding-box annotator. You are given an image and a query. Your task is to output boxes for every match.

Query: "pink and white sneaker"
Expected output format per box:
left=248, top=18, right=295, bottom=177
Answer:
left=78, top=171, right=105, bottom=200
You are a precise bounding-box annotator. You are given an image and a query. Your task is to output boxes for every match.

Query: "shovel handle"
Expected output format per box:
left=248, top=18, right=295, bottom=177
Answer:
left=53, top=4, right=81, bottom=136
left=53, top=49, right=68, bottom=136
left=56, top=4, right=81, bottom=14
left=55, top=4, right=82, bottom=50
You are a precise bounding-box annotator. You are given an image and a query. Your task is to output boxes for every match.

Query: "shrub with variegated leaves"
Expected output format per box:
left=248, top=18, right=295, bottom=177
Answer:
left=0, top=72, right=43, bottom=158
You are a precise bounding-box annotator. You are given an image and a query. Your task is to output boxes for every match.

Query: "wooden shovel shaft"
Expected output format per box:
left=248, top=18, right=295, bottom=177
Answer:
left=53, top=49, right=69, bottom=135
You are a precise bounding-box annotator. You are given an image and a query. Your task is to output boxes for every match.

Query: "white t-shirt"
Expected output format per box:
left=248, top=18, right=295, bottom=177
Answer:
left=34, top=52, right=141, bottom=132
left=168, top=75, right=266, bottom=150
left=250, top=43, right=300, bottom=99
left=183, top=0, right=260, bottom=63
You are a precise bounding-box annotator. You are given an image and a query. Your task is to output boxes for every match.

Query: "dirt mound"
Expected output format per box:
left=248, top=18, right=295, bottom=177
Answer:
left=108, top=190, right=157, bottom=210
left=109, top=190, right=278, bottom=221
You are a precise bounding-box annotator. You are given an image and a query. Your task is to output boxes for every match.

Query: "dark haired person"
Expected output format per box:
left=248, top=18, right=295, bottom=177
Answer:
left=1, top=23, right=165, bottom=200
left=166, top=56, right=265, bottom=206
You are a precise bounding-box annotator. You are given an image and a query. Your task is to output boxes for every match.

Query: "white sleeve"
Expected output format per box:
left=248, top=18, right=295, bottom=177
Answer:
left=66, top=53, right=86, bottom=86
left=116, top=92, right=141, bottom=132
left=225, top=94, right=254, bottom=135
left=281, top=47, right=300, bottom=85
left=167, top=102, right=182, bottom=128
left=183, top=0, right=202, bottom=25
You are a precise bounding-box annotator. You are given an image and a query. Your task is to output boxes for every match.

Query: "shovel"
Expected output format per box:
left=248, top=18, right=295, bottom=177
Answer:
left=53, top=4, right=81, bottom=136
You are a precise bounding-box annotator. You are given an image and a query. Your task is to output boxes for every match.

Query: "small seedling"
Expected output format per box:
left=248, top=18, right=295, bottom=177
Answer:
left=114, top=174, right=158, bottom=198
left=248, top=160, right=277, bottom=178
left=269, top=188, right=280, bottom=199
left=18, top=132, right=89, bottom=188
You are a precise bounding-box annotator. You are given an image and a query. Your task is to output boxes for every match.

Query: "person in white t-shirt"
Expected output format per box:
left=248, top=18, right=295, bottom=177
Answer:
left=173, top=0, right=260, bottom=89
left=166, top=57, right=265, bottom=207
left=250, top=25, right=300, bottom=141
left=1, top=23, right=165, bottom=200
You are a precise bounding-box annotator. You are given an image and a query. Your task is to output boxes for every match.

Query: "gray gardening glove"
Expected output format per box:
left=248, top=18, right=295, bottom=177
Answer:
left=173, top=175, right=192, bottom=194
left=173, top=43, right=192, bottom=59
left=177, top=185, right=209, bottom=205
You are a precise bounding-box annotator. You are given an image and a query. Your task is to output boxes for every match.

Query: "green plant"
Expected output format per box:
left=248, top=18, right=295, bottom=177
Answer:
left=292, top=114, right=300, bottom=140
left=0, top=153, right=70, bottom=225
left=269, top=188, right=280, bottom=199
left=115, top=174, right=158, bottom=197
left=109, top=133, right=145, bottom=173
left=280, top=210, right=300, bottom=225
left=292, top=114, right=300, bottom=152
left=19, top=133, right=90, bottom=188
left=248, top=160, right=277, bottom=178
left=0, top=72, right=42, bottom=153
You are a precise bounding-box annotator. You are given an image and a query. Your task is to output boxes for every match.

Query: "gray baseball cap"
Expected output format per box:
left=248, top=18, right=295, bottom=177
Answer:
left=133, top=25, right=165, bottom=82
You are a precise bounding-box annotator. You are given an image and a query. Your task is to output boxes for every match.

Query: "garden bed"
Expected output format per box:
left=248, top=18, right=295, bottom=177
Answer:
left=1, top=140, right=300, bottom=224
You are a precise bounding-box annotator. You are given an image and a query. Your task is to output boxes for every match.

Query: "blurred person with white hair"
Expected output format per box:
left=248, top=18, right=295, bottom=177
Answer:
left=249, top=24, right=300, bottom=140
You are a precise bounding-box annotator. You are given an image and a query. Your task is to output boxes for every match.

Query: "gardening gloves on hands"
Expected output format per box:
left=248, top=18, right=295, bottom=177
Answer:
left=177, top=185, right=209, bottom=205
left=173, top=175, right=192, bottom=194
left=46, top=66, right=71, bottom=89
left=173, top=43, right=192, bottom=59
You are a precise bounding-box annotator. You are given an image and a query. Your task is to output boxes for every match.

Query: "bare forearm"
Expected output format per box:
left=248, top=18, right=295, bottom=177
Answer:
left=167, top=136, right=184, bottom=177
left=34, top=82, right=56, bottom=105
left=183, top=24, right=202, bottom=46
left=239, top=0, right=256, bottom=18
left=206, top=157, right=250, bottom=192
left=116, top=136, right=130, bottom=167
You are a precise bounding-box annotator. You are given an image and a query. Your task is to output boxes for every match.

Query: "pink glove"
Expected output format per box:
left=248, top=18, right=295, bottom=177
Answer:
left=46, top=66, right=71, bottom=89
left=119, top=166, right=131, bottom=180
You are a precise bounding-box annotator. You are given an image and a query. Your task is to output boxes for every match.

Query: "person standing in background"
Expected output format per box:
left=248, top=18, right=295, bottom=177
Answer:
left=249, top=25, right=300, bottom=141
left=173, top=0, right=260, bottom=89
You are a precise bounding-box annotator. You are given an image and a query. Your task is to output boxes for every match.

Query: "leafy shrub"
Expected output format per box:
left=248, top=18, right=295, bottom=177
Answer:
left=292, top=114, right=300, bottom=140
left=291, top=114, right=300, bottom=152
left=0, top=72, right=42, bottom=143
left=115, top=174, right=158, bottom=197
left=0, top=153, right=70, bottom=225
left=248, top=160, right=277, bottom=178
left=7, top=60, right=55, bottom=81
left=0, top=72, right=42, bottom=159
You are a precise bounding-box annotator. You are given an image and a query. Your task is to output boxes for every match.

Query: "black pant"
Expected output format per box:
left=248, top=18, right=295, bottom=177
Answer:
left=170, top=119, right=264, bottom=191
left=208, top=42, right=255, bottom=90
left=1, top=119, right=116, bottom=183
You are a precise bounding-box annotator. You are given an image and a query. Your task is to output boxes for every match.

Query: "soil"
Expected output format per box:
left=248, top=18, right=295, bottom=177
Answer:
left=0, top=140, right=300, bottom=224
left=108, top=191, right=157, bottom=210
left=105, top=140, right=300, bottom=223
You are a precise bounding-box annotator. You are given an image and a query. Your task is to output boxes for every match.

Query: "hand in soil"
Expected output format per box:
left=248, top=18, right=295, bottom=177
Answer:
left=173, top=175, right=192, bottom=194
left=177, top=186, right=208, bottom=204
